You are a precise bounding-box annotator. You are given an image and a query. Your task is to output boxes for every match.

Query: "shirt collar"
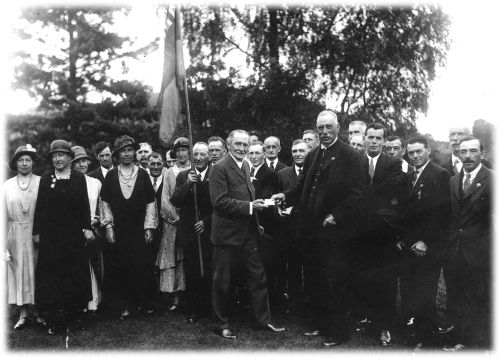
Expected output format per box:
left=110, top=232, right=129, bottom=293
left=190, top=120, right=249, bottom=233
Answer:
left=415, top=159, right=431, bottom=175
left=229, top=153, right=244, bottom=169
left=294, top=164, right=303, bottom=176
left=195, top=166, right=209, bottom=180
left=463, top=163, right=482, bottom=181
left=320, top=137, right=337, bottom=150
left=266, top=158, right=278, bottom=167
left=251, top=163, right=265, bottom=176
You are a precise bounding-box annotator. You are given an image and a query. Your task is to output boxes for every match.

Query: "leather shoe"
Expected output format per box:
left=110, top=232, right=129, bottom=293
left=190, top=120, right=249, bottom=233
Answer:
left=220, top=328, right=236, bottom=339
left=438, top=324, right=455, bottom=335
left=443, top=343, right=466, bottom=352
left=265, top=323, right=285, bottom=332
left=379, top=329, right=391, bottom=346
left=304, top=330, right=320, bottom=336
left=14, top=318, right=28, bottom=330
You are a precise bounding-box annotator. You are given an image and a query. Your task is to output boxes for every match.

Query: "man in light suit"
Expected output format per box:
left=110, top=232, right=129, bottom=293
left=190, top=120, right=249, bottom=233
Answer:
left=209, top=130, right=284, bottom=339
left=442, top=136, right=492, bottom=350
left=272, top=110, right=365, bottom=346
left=398, top=134, right=451, bottom=349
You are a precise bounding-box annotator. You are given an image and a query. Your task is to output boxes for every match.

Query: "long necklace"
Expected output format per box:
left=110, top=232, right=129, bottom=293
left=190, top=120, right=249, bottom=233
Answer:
left=17, top=174, right=32, bottom=191
left=118, top=165, right=138, bottom=186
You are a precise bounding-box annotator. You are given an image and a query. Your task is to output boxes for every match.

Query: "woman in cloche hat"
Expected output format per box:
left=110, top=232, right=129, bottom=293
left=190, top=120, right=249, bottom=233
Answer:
left=33, top=139, right=94, bottom=337
left=3, top=144, right=47, bottom=330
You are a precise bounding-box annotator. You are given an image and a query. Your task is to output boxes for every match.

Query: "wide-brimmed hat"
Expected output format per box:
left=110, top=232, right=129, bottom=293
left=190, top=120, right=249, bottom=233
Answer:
left=48, top=139, right=74, bottom=158
left=112, top=135, right=139, bottom=157
left=170, top=137, right=190, bottom=159
left=9, top=144, right=38, bottom=171
left=71, top=146, right=91, bottom=163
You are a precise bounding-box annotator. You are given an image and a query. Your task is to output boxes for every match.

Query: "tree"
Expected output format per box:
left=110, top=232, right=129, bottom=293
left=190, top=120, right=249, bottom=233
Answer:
left=182, top=5, right=450, bottom=137
left=12, top=7, right=159, bottom=109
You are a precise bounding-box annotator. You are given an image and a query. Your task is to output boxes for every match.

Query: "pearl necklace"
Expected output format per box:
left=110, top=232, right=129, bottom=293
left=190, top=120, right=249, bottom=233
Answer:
left=17, top=174, right=32, bottom=191
left=118, top=165, right=138, bottom=186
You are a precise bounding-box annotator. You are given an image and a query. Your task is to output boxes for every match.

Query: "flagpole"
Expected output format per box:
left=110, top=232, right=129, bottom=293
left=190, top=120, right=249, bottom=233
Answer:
left=178, top=7, right=204, bottom=278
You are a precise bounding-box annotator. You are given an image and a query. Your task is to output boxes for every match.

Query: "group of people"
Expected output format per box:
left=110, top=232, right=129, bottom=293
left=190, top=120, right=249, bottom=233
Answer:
left=4, top=109, right=492, bottom=351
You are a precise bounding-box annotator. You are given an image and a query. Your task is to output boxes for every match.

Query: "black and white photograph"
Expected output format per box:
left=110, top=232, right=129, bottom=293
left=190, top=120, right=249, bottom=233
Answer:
left=1, top=0, right=497, bottom=353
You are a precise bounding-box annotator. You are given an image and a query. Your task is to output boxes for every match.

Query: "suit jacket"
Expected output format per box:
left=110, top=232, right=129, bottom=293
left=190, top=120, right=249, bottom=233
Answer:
left=402, top=161, right=451, bottom=257
left=285, top=139, right=365, bottom=234
left=252, top=163, right=279, bottom=229
left=362, top=153, right=406, bottom=222
left=277, top=166, right=300, bottom=192
left=171, top=167, right=212, bottom=248
left=448, top=165, right=492, bottom=267
left=209, top=155, right=258, bottom=246
left=88, top=166, right=106, bottom=184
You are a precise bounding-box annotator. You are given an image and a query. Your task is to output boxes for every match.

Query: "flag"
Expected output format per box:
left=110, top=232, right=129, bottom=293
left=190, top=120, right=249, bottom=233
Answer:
left=158, top=6, right=186, bottom=147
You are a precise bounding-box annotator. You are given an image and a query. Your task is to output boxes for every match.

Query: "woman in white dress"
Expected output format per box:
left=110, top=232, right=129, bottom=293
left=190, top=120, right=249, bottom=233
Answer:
left=71, top=146, right=103, bottom=315
left=156, top=137, right=191, bottom=311
left=3, top=145, right=46, bottom=329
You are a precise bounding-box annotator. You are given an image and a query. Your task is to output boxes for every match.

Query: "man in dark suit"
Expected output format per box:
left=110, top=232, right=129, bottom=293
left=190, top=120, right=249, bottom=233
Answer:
left=352, top=123, right=406, bottom=346
left=442, top=136, right=492, bottom=350
left=88, top=141, right=113, bottom=184
left=208, top=136, right=227, bottom=165
left=272, top=110, right=365, bottom=346
left=209, top=129, right=284, bottom=339
left=398, top=135, right=451, bottom=349
left=276, top=139, right=309, bottom=312
left=170, top=142, right=213, bottom=322
left=264, top=136, right=287, bottom=172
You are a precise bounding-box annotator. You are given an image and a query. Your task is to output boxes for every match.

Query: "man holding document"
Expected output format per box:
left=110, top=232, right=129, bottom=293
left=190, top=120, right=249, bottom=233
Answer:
left=209, top=130, right=284, bottom=339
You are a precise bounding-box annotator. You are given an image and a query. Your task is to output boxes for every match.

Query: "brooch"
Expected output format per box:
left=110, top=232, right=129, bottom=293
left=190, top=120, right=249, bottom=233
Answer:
left=477, top=183, right=482, bottom=187
left=331, top=157, right=335, bottom=161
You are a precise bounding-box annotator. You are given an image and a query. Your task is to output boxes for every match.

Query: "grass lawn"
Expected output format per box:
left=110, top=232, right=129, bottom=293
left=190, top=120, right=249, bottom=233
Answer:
left=5, top=272, right=448, bottom=352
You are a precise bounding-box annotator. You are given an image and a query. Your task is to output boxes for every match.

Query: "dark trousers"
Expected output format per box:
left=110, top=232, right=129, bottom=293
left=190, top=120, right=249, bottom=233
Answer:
left=299, top=228, right=353, bottom=340
left=183, top=239, right=213, bottom=318
left=212, top=229, right=271, bottom=330
left=443, top=251, right=490, bottom=347
left=399, top=251, right=441, bottom=342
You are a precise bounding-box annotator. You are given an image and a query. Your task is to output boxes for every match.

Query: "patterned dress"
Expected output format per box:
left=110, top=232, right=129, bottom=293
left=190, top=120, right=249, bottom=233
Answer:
left=156, top=165, right=190, bottom=292
left=3, top=175, right=40, bottom=306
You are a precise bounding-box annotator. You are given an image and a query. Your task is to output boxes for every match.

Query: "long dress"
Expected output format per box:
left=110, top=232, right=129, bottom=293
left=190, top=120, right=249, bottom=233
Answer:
left=33, top=170, right=92, bottom=311
left=156, top=165, right=189, bottom=292
left=85, top=175, right=103, bottom=310
left=100, top=167, right=158, bottom=308
left=3, top=174, right=40, bottom=306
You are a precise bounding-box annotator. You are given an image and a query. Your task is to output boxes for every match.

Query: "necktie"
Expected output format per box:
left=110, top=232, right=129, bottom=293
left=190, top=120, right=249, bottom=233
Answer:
left=463, top=173, right=471, bottom=193
left=368, top=157, right=375, bottom=183
left=250, top=167, right=255, bottom=177
left=270, top=161, right=275, bottom=171
left=411, top=170, right=419, bottom=187
left=153, top=177, right=158, bottom=192
left=298, top=168, right=303, bottom=178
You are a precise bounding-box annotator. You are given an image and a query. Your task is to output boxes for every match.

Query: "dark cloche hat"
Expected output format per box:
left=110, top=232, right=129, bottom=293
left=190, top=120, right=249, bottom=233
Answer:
left=48, top=139, right=74, bottom=158
left=112, top=135, right=139, bottom=157
left=170, top=137, right=190, bottom=159
left=9, top=144, right=38, bottom=171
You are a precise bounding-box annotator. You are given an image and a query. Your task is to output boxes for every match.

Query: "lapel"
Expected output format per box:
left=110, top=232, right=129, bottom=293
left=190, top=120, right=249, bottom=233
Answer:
left=462, top=166, right=487, bottom=200
left=227, top=155, right=246, bottom=182
left=410, top=161, right=432, bottom=195
left=242, top=160, right=255, bottom=201
left=372, top=154, right=386, bottom=183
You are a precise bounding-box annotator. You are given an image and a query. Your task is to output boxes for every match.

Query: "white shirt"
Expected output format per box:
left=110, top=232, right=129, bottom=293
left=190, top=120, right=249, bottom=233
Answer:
left=229, top=153, right=253, bottom=215
left=101, top=166, right=111, bottom=178
left=402, top=159, right=409, bottom=173
left=413, top=159, right=431, bottom=186
left=195, top=166, right=208, bottom=181
left=452, top=154, right=463, bottom=173
left=266, top=158, right=278, bottom=169
left=295, top=165, right=303, bottom=177
left=251, top=163, right=265, bottom=179
left=462, top=163, right=482, bottom=189
left=150, top=174, right=163, bottom=191
left=366, top=153, right=381, bottom=170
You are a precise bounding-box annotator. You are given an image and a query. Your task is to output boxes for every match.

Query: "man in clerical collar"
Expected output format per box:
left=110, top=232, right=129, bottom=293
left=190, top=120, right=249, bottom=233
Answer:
left=264, top=136, right=287, bottom=172
left=137, top=142, right=153, bottom=170
left=88, top=141, right=113, bottom=184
